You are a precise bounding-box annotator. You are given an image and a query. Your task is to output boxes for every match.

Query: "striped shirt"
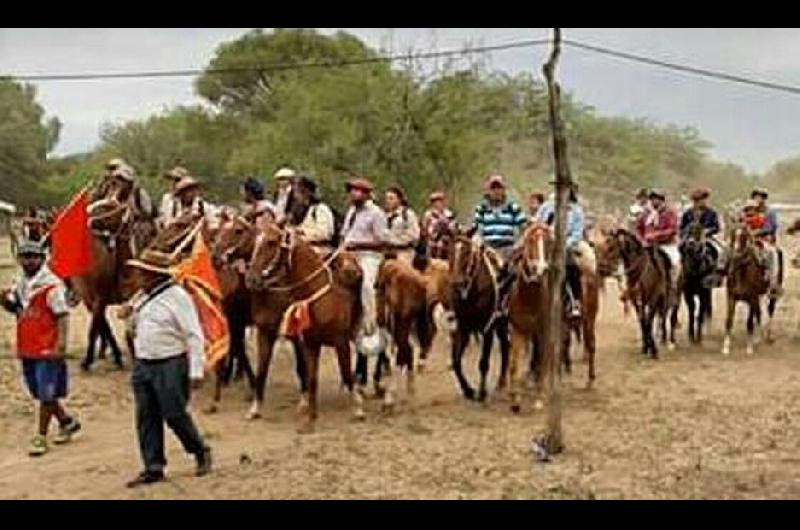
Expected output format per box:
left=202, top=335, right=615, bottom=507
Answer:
left=472, top=199, right=527, bottom=248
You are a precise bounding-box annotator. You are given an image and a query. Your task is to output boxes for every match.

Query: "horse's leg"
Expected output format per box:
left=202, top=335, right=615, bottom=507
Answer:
left=385, top=316, right=413, bottom=413
left=764, top=295, right=777, bottom=344
left=508, top=327, right=526, bottom=414
left=81, top=305, right=102, bottom=372
left=247, top=327, right=275, bottom=421
left=645, top=304, right=659, bottom=359
left=722, top=295, right=735, bottom=356
left=562, top=324, right=572, bottom=376
left=451, top=329, right=475, bottom=400
left=582, top=310, right=597, bottom=389
left=416, top=306, right=435, bottom=374
left=496, top=318, right=510, bottom=392
left=669, top=301, right=679, bottom=351
left=291, top=338, right=308, bottom=395
left=699, top=288, right=712, bottom=344
left=298, top=343, right=321, bottom=434
left=746, top=300, right=760, bottom=356
left=477, top=325, right=494, bottom=403
left=100, top=314, right=124, bottom=369
left=636, top=304, right=649, bottom=356
left=685, top=290, right=696, bottom=343
left=334, top=340, right=364, bottom=422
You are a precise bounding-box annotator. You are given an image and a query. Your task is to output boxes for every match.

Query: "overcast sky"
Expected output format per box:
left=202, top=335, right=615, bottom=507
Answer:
left=1, top=28, right=799, bottom=173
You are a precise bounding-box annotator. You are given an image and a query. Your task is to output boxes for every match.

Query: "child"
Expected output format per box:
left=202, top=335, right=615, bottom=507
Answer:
left=2, top=240, right=80, bottom=456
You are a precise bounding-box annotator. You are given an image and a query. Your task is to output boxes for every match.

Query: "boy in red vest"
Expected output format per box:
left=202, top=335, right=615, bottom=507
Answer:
left=2, top=240, right=81, bottom=456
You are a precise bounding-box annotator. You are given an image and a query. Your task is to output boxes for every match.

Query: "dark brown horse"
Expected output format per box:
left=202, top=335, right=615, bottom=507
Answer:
left=73, top=200, right=157, bottom=371
left=374, top=256, right=436, bottom=411
left=447, top=230, right=510, bottom=402
left=603, top=229, right=673, bottom=358
left=246, top=222, right=364, bottom=433
left=722, top=225, right=770, bottom=356
left=213, top=215, right=307, bottom=420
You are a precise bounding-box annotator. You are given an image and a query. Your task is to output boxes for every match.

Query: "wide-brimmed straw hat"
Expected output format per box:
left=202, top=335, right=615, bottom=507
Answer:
left=17, top=240, right=46, bottom=257
left=273, top=167, right=296, bottom=181
left=345, top=178, right=374, bottom=193
left=174, top=176, right=200, bottom=195
left=690, top=187, right=710, bottom=201
left=112, top=165, right=135, bottom=183
left=164, top=166, right=189, bottom=181
left=126, top=248, right=174, bottom=276
left=649, top=188, right=666, bottom=200
left=429, top=191, right=446, bottom=203
left=751, top=187, right=769, bottom=199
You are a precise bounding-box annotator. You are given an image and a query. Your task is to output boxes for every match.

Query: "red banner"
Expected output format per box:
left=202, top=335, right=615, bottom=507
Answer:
left=49, top=188, right=94, bottom=279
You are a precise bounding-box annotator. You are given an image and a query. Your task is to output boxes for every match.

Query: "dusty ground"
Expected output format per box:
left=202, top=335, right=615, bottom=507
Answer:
left=1, top=236, right=800, bottom=499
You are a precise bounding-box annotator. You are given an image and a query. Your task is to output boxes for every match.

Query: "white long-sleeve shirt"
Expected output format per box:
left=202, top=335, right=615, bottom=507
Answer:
left=297, top=203, right=335, bottom=244
left=131, top=282, right=205, bottom=379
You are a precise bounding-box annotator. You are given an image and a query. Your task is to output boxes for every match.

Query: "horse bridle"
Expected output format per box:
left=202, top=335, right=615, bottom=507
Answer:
left=217, top=216, right=255, bottom=267
left=452, top=236, right=481, bottom=298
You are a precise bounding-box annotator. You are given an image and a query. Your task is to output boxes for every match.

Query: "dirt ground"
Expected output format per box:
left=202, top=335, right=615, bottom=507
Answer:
left=2, top=236, right=800, bottom=499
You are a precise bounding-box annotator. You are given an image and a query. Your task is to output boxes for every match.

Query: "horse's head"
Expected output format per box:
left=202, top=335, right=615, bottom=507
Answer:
left=518, top=222, right=551, bottom=284
left=448, top=229, right=480, bottom=300
left=245, top=221, right=293, bottom=291
left=213, top=216, right=257, bottom=269
left=88, top=199, right=128, bottom=234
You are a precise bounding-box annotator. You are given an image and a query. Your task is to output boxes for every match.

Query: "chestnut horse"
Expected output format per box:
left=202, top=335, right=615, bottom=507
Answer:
left=73, top=200, right=157, bottom=371
left=722, top=225, right=773, bottom=356
left=602, top=229, right=673, bottom=358
left=447, top=230, right=510, bottom=402
left=374, top=256, right=436, bottom=411
left=246, top=222, right=364, bottom=433
left=213, top=215, right=307, bottom=420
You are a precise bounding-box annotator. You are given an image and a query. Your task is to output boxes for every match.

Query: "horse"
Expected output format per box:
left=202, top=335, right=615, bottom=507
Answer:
left=447, top=229, right=510, bottom=402
left=679, top=223, right=715, bottom=344
left=72, top=200, right=157, bottom=371
left=507, top=223, right=551, bottom=413
left=245, top=221, right=364, bottom=433
left=722, top=225, right=774, bottom=356
left=603, top=229, right=674, bottom=358
left=374, top=256, right=436, bottom=411
left=213, top=215, right=308, bottom=421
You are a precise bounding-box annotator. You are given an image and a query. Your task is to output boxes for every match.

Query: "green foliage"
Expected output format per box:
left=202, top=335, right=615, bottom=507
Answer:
left=0, top=79, right=61, bottom=205
left=763, top=156, right=800, bottom=200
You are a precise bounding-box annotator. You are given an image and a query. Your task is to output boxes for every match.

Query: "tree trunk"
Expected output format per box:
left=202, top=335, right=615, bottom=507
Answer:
left=541, top=27, right=572, bottom=455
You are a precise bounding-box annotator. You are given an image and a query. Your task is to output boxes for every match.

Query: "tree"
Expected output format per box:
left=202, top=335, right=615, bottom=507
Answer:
left=0, top=79, right=60, bottom=205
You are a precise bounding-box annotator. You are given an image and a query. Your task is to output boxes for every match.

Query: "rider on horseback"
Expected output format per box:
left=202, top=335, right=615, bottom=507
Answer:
left=471, top=175, right=527, bottom=315
left=637, top=189, right=681, bottom=300
left=741, top=193, right=781, bottom=295
left=535, top=185, right=590, bottom=320
left=679, top=187, right=726, bottom=286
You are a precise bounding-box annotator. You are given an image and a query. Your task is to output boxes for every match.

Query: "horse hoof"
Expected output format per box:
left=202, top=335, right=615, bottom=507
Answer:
left=510, top=403, right=521, bottom=415
left=204, top=404, right=219, bottom=415
left=113, top=363, right=125, bottom=371
left=462, top=388, right=476, bottom=401
left=352, top=411, right=366, bottom=422
left=533, top=399, right=545, bottom=411
left=80, top=362, right=91, bottom=373
left=746, top=347, right=754, bottom=357
left=477, top=390, right=488, bottom=403
left=381, top=402, right=395, bottom=415
left=668, top=343, right=676, bottom=352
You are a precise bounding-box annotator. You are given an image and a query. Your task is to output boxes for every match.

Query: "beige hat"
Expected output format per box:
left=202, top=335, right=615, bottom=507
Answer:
left=112, top=165, right=135, bottom=183
left=106, top=158, right=127, bottom=170
left=273, top=167, right=296, bottom=181
left=174, top=176, right=200, bottom=195
left=164, top=166, right=189, bottom=180
left=126, top=248, right=174, bottom=276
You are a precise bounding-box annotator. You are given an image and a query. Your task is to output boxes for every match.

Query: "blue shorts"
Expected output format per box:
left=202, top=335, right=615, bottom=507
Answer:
left=22, top=359, right=68, bottom=402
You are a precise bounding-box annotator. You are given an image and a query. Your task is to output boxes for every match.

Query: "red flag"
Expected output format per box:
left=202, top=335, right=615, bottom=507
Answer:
left=173, top=236, right=229, bottom=372
left=49, top=188, right=94, bottom=279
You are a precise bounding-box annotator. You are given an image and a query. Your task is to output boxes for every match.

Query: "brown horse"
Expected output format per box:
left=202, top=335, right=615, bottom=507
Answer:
left=508, top=223, right=552, bottom=413
left=447, top=230, right=510, bottom=402
left=213, top=215, right=307, bottom=420
left=603, top=229, right=673, bottom=358
left=722, top=225, right=770, bottom=356
left=245, top=222, right=364, bottom=433
left=72, top=200, right=157, bottom=371
left=374, top=256, right=436, bottom=411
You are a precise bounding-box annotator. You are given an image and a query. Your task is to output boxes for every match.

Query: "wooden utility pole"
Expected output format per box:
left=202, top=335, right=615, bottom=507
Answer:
left=540, top=27, right=572, bottom=456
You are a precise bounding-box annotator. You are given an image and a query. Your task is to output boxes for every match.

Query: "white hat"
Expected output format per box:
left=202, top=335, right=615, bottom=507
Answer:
left=273, top=167, right=296, bottom=180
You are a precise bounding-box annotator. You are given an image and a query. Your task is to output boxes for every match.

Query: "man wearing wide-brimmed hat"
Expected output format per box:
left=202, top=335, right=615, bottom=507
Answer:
left=272, top=167, right=297, bottom=224
left=1, top=240, right=81, bottom=457
left=169, top=176, right=217, bottom=228
left=92, top=157, right=128, bottom=202
left=638, top=189, right=681, bottom=293
left=124, top=248, right=211, bottom=487
left=290, top=175, right=337, bottom=253
left=679, top=187, right=726, bottom=285
left=421, top=191, right=455, bottom=260
left=112, top=164, right=154, bottom=220
left=158, top=166, right=189, bottom=226
left=341, top=177, right=390, bottom=373
left=744, top=187, right=782, bottom=295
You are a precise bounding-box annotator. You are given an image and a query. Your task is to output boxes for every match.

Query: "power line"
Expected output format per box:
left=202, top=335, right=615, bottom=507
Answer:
left=564, top=38, right=800, bottom=96
left=3, top=39, right=551, bottom=82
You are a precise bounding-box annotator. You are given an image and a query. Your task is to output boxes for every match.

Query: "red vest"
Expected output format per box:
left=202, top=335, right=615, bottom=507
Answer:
left=17, top=285, right=61, bottom=360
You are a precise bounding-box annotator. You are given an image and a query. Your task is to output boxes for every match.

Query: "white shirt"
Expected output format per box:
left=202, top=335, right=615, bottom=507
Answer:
left=132, top=282, right=205, bottom=379
left=159, top=193, right=179, bottom=223
left=297, top=203, right=335, bottom=244
left=342, top=200, right=388, bottom=245
left=12, top=265, right=68, bottom=315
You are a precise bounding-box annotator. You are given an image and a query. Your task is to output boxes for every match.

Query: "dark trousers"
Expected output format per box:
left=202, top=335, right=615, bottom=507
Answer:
left=131, top=356, right=206, bottom=473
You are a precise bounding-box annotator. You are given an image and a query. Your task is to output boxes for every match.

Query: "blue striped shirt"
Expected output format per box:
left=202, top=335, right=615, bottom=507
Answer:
left=472, top=199, right=527, bottom=248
